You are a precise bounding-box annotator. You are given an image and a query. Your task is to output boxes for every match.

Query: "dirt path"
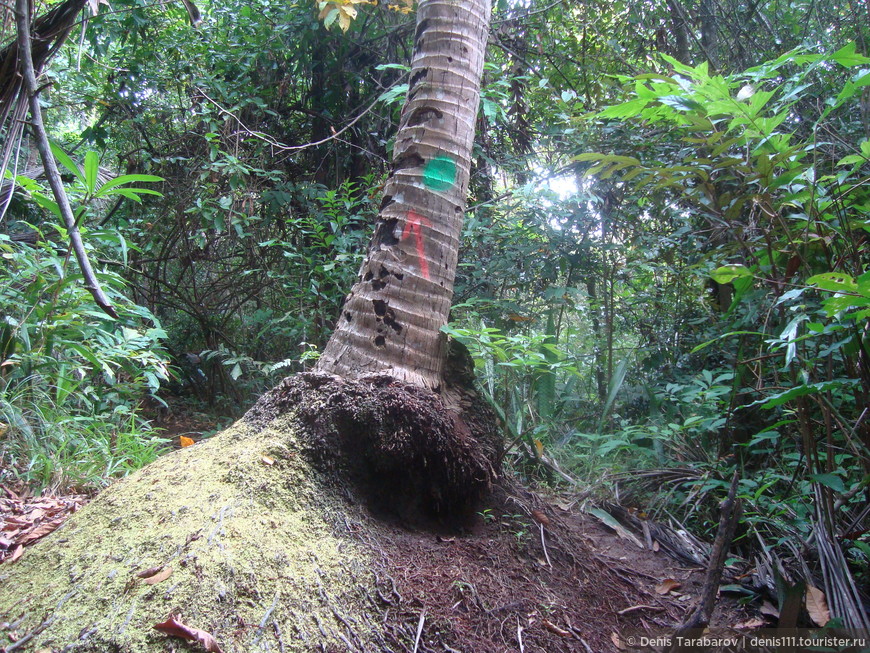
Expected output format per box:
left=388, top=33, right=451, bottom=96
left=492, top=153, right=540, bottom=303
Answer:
left=358, top=483, right=760, bottom=652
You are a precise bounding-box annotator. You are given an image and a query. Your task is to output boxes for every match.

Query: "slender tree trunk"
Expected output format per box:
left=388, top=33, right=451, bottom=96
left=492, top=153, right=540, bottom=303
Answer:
left=667, top=0, right=689, bottom=63
left=316, top=0, right=491, bottom=391
left=14, top=0, right=118, bottom=318
left=699, top=0, right=719, bottom=69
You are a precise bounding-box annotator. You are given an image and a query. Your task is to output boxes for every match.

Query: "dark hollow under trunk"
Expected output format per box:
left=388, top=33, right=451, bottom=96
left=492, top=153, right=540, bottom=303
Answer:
left=246, top=353, right=502, bottom=527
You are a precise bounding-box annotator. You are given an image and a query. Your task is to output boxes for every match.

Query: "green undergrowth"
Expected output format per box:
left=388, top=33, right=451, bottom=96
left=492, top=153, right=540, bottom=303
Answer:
left=0, top=393, right=168, bottom=493
left=0, top=414, right=379, bottom=651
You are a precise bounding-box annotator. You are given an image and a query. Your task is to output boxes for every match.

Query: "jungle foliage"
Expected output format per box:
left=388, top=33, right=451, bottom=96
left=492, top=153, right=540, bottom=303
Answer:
left=0, top=0, right=868, bottom=626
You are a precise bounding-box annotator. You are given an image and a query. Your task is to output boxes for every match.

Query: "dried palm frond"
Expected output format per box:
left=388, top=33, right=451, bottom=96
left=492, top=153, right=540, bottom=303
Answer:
left=814, top=485, right=870, bottom=631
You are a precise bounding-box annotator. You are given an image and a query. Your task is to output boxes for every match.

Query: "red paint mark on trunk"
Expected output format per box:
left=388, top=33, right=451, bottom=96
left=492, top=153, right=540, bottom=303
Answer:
left=402, top=211, right=432, bottom=280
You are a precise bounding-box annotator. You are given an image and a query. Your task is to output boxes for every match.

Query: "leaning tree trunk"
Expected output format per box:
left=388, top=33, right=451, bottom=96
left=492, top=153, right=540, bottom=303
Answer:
left=316, top=0, right=491, bottom=391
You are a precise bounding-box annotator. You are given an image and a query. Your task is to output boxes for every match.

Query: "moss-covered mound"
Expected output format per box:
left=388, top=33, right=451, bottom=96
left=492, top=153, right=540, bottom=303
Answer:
left=0, top=372, right=503, bottom=651
left=0, top=409, right=384, bottom=651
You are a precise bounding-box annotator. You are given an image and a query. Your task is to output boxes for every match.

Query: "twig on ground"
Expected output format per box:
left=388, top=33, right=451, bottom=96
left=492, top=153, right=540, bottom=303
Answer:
left=668, top=472, right=742, bottom=653
left=539, top=523, right=553, bottom=567
left=516, top=618, right=525, bottom=653
left=617, top=604, right=665, bottom=615
left=412, top=610, right=425, bottom=653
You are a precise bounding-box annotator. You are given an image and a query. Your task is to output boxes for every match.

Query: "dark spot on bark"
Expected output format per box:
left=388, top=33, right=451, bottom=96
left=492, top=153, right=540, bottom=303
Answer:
left=410, top=68, right=428, bottom=90
left=374, top=218, right=399, bottom=247
left=414, top=18, right=429, bottom=44
left=407, top=106, right=443, bottom=127
left=364, top=271, right=373, bottom=281
left=344, top=311, right=352, bottom=322
left=374, top=335, right=386, bottom=347
left=372, top=299, right=387, bottom=317
left=380, top=195, right=395, bottom=212
left=393, top=150, right=425, bottom=171
left=372, top=279, right=386, bottom=291
left=383, top=309, right=402, bottom=334
left=447, top=57, right=453, bottom=63
left=393, top=271, right=404, bottom=280
left=454, top=205, right=462, bottom=212
left=379, top=266, right=390, bottom=278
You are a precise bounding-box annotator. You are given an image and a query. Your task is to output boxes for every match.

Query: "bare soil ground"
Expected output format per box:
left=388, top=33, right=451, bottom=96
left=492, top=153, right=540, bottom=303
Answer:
left=356, top=484, right=759, bottom=652
left=1, top=477, right=757, bottom=652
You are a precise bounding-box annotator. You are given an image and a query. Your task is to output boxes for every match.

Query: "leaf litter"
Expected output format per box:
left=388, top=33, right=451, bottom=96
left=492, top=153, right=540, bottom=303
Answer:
left=0, top=485, right=87, bottom=564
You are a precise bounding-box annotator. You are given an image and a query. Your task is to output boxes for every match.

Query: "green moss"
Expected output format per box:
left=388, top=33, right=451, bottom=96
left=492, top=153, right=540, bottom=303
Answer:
left=0, top=416, right=379, bottom=651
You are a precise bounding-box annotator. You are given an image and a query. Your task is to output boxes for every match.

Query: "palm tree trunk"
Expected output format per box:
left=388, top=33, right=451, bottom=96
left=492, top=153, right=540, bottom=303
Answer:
left=316, top=0, right=491, bottom=391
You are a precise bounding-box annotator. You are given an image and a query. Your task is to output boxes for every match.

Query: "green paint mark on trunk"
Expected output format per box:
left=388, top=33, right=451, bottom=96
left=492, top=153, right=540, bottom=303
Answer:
left=423, top=154, right=456, bottom=191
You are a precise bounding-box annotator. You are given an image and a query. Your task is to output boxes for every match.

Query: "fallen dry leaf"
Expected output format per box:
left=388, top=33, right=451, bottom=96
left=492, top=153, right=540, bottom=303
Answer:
left=652, top=540, right=660, bottom=552
left=9, top=544, right=23, bottom=562
left=144, top=566, right=173, bottom=585
left=655, top=578, right=682, bottom=595
left=154, top=616, right=223, bottom=652
left=611, top=632, right=625, bottom=650
left=19, top=517, right=64, bottom=545
left=805, top=584, right=830, bottom=626
left=1, top=485, right=20, bottom=500
left=28, top=508, right=45, bottom=521
left=261, top=455, right=275, bottom=465
left=136, top=565, right=164, bottom=579
left=3, top=517, right=29, bottom=529
left=734, top=617, right=766, bottom=629
left=531, top=510, right=550, bottom=527
left=180, top=436, right=195, bottom=448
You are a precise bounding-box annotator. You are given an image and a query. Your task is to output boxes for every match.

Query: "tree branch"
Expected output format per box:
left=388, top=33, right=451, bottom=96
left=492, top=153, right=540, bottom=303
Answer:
left=14, top=0, right=118, bottom=318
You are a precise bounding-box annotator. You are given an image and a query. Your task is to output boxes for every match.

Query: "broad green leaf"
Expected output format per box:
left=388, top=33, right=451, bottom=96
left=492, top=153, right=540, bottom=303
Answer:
left=95, top=174, right=164, bottom=195
left=84, top=151, right=99, bottom=193
left=377, top=83, right=408, bottom=106
left=658, top=95, right=705, bottom=112
left=66, top=342, right=104, bottom=368
left=819, top=294, right=870, bottom=317
left=98, top=187, right=163, bottom=199
left=809, top=473, right=846, bottom=493
left=710, top=265, right=752, bottom=284
left=50, top=143, right=85, bottom=185
left=374, top=63, right=410, bottom=72
left=807, top=272, right=857, bottom=293
left=759, top=379, right=859, bottom=408
left=573, top=153, right=641, bottom=165
left=31, top=194, right=60, bottom=218
left=323, top=7, right=338, bottom=28
left=831, top=42, right=870, bottom=67
left=597, top=357, right=629, bottom=433
left=599, top=98, right=649, bottom=119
